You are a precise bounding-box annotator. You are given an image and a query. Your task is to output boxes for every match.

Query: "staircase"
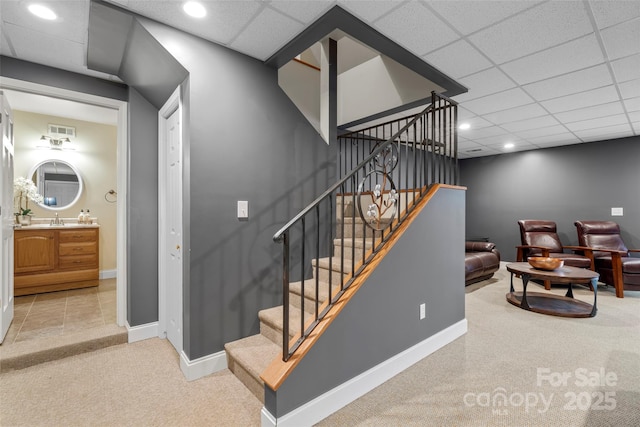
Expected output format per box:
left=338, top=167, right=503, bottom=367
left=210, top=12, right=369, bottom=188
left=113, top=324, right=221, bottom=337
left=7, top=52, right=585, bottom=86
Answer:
left=225, top=91, right=459, bottom=404
left=224, top=212, right=377, bottom=402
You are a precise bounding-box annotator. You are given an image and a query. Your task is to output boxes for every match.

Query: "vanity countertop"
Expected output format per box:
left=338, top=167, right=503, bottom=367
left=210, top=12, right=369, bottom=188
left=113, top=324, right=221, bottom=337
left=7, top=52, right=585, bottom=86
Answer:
left=16, top=220, right=100, bottom=230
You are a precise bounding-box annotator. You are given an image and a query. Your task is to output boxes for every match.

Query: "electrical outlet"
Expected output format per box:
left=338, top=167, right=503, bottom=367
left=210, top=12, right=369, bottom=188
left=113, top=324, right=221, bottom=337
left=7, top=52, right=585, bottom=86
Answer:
left=611, top=207, right=623, bottom=216
left=419, top=303, right=426, bottom=320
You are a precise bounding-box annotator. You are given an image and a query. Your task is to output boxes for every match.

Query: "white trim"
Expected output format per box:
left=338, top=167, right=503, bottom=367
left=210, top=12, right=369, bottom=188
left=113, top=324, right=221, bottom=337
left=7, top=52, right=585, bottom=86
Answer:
left=179, top=350, right=228, bottom=381
left=0, top=77, right=128, bottom=328
left=261, top=319, right=467, bottom=427
left=99, top=269, right=117, bottom=280
left=126, top=321, right=159, bottom=343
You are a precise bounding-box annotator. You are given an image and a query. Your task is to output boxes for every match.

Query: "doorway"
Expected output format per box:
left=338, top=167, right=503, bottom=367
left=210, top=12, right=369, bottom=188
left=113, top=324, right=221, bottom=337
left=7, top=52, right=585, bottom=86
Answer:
left=0, top=78, right=128, bottom=335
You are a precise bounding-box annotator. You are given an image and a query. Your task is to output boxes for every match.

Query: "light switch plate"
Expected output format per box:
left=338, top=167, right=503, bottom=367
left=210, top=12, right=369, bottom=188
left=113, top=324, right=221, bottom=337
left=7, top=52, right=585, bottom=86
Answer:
left=238, top=201, right=248, bottom=219
left=611, top=207, right=623, bottom=216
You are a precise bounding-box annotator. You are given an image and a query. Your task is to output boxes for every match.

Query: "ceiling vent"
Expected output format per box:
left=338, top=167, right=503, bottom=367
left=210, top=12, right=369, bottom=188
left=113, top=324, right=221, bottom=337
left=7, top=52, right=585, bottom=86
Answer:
left=48, top=124, right=76, bottom=138
left=466, top=148, right=482, bottom=153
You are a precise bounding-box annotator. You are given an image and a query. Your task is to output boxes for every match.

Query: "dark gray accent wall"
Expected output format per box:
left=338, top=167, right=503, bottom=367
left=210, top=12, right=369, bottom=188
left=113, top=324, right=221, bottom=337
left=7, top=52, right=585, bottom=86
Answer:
left=127, top=87, right=159, bottom=325
left=138, top=19, right=338, bottom=359
left=460, top=136, right=640, bottom=262
left=0, top=56, right=127, bottom=101
left=265, top=187, right=465, bottom=417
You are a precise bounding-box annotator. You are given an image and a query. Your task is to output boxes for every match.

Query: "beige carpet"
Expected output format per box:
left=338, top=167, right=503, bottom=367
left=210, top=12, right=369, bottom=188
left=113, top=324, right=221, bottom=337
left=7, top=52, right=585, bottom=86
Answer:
left=1, top=266, right=639, bottom=426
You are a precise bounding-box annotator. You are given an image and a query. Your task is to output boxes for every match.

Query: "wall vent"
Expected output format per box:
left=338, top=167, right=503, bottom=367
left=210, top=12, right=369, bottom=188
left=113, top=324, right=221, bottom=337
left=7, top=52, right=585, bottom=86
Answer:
left=48, top=124, right=76, bottom=138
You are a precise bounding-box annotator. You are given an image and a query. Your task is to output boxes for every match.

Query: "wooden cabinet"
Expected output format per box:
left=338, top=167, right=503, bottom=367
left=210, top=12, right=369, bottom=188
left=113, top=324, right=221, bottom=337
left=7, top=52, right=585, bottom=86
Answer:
left=14, top=227, right=99, bottom=296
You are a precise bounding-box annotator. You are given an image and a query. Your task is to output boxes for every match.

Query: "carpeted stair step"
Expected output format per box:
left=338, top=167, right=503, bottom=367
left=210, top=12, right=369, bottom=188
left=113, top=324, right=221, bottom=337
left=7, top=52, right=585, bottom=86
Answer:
left=289, top=279, right=341, bottom=314
left=258, top=305, right=315, bottom=347
left=335, top=217, right=392, bottom=239
left=333, top=237, right=375, bottom=261
left=224, top=334, right=280, bottom=403
left=312, top=257, right=353, bottom=284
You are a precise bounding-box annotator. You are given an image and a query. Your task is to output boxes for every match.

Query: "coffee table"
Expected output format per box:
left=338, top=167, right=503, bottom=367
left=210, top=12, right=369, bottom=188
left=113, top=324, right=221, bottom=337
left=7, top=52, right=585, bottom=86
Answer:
left=506, top=262, right=599, bottom=318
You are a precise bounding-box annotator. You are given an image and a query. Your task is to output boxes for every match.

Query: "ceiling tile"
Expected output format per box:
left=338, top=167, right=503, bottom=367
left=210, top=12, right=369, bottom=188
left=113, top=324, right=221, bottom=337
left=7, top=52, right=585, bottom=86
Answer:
left=126, top=0, right=262, bottom=45
left=458, top=115, right=494, bottom=130
left=427, top=0, right=542, bottom=36
left=513, top=124, right=568, bottom=140
left=522, top=64, right=613, bottom=101
left=373, top=1, right=459, bottom=56
left=632, top=122, right=640, bottom=132
left=627, top=110, right=640, bottom=122
left=0, top=0, right=89, bottom=44
left=230, top=7, right=303, bottom=60
left=541, top=85, right=619, bottom=114
left=611, top=54, right=640, bottom=83
left=5, top=23, right=88, bottom=75
left=501, top=115, right=561, bottom=132
left=475, top=134, right=522, bottom=146
left=269, top=1, right=334, bottom=24
left=554, top=102, right=625, bottom=123
left=461, top=125, right=508, bottom=140
left=338, top=0, right=402, bottom=23
left=500, top=34, right=604, bottom=85
left=581, top=131, right=634, bottom=142
left=618, top=79, right=640, bottom=100
left=565, top=114, right=630, bottom=132
left=468, top=1, right=593, bottom=64
left=534, top=138, right=584, bottom=148
left=422, top=40, right=492, bottom=80
left=589, top=0, right=640, bottom=29
left=461, top=88, right=534, bottom=115
left=573, top=123, right=632, bottom=139
left=528, top=133, right=582, bottom=146
left=624, top=97, right=640, bottom=112
left=453, top=67, right=515, bottom=103
left=600, top=19, right=640, bottom=60
left=482, top=103, right=548, bottom=125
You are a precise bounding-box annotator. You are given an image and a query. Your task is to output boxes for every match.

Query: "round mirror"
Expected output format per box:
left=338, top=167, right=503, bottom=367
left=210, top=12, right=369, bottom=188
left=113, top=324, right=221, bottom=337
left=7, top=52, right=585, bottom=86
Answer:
left=28, top=159, right=83, bottom=211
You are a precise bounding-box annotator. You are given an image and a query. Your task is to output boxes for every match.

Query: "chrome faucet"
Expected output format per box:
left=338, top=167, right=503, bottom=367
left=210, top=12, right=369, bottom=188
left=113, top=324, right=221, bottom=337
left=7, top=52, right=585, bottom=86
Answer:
left=50, top=213, right=64, bottom=226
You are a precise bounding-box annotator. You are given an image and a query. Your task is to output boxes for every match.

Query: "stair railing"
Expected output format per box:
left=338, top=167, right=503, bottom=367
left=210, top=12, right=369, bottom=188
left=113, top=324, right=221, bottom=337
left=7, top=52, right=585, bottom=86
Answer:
left=273, top=91, right=458, bottom=361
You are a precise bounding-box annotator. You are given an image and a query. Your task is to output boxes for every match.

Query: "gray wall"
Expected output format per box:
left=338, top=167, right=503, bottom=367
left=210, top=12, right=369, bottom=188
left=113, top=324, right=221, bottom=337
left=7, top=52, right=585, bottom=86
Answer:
left=127, top=87, right=159, bottom=325
left=460, top=136, right=640, bottom=262
left=138, top=18, right=337, bottom=359
left=265, top=186, right=466, bottom=417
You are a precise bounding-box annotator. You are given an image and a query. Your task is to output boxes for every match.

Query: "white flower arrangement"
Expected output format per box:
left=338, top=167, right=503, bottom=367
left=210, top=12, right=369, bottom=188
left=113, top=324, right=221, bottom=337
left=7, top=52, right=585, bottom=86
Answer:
left=14, top=177, right=43, bottom=216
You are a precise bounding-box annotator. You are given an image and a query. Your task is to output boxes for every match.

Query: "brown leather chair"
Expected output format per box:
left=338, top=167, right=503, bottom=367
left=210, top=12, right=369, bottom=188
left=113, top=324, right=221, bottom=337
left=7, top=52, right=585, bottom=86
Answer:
left=517, top=220, right=593, bottom=290
left=575, top=221, right=640, bottom=298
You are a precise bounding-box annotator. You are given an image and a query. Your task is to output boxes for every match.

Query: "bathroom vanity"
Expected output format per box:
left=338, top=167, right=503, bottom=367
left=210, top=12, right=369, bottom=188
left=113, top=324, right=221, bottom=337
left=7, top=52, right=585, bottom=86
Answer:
left=14, top=224, right=99, bottom=296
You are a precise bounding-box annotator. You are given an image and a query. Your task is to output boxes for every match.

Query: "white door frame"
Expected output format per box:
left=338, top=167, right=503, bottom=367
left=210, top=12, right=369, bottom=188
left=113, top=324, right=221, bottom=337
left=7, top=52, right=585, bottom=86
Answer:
left=158, top=86, right=184, bottom=351
left=0, top=77, right=128, bottom=327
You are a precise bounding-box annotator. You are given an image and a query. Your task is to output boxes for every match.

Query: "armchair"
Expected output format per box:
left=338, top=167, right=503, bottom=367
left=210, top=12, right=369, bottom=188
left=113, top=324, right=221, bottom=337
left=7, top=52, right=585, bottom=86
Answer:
left=574, top=221, right=640, bottom=298
left=517, top=220, right=593, bottom=290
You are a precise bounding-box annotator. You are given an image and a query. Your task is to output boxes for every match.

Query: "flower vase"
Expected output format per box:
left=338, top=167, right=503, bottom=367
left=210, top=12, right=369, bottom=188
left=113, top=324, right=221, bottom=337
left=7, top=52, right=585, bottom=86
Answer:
left=17, top=215, right=32, bottom=226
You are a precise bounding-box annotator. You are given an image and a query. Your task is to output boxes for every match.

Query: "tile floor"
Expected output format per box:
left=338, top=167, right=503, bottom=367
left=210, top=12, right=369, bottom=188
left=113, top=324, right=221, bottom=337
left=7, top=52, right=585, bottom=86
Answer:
left=2, top=279, right=116, bottom=346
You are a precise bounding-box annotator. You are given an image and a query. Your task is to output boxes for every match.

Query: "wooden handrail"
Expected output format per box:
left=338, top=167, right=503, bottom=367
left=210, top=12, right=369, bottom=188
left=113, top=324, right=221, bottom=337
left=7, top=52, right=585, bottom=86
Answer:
left=261, top=184, right=466, bottom=391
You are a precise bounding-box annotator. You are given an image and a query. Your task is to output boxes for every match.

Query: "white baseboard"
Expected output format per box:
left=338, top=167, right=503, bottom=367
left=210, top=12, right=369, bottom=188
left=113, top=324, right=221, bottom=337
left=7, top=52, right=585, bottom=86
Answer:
left=180, top=350, right=228, bottom=381
left=126, top=321, right=158, bottom=343
left=261, top=318, right=468, bottom=427
left=99, top=269, right=117, bottom=280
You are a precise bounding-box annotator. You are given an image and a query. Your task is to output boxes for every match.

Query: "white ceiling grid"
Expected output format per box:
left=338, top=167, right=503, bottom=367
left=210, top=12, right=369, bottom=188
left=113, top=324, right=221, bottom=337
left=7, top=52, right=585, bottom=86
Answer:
left=0, top=0, right=637, bottom=158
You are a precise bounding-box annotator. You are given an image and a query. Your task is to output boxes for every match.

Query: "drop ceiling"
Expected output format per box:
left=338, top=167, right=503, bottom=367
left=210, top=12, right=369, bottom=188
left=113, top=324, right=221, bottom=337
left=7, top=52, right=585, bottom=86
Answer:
left=1, top=0, right=638, bottom=157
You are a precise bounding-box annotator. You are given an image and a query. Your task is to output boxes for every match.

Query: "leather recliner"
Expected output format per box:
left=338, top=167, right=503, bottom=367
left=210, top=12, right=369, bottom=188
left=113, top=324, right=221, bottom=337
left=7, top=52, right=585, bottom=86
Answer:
left=575, top=220, right=640, bottom=298
left=465, top=241, right=500, bottom=286
left=516, top=220, right=593, bottom=289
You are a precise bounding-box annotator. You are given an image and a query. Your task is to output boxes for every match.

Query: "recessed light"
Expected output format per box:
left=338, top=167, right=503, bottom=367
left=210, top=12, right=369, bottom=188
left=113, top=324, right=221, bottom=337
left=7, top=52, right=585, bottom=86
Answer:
left=183, top=1, right=206, bottom=18
left=459, top=123, right=471, bottom=130
left=28, top=4, right=57, bottom=20
left=504, top=142, right=515, bottom=149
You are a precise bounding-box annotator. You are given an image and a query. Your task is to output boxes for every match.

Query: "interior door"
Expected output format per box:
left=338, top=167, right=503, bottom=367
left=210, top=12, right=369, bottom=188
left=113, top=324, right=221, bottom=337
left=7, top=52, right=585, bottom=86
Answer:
left=162, top=99, right=183, bottom=354
left=0, top=91, right=15, bottom=343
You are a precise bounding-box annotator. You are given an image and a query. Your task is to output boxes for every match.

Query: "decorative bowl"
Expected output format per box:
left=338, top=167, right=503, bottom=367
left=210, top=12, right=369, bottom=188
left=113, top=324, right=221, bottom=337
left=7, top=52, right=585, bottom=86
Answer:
left=528, top=257, right=563, bottom=271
